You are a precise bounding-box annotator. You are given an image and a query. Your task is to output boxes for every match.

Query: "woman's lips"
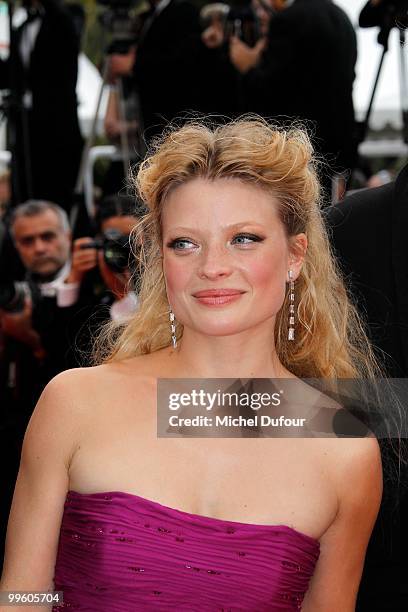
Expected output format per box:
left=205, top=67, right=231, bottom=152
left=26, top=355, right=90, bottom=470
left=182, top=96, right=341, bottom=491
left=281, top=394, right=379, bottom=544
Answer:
left=193, top=290, right=245, bottom=306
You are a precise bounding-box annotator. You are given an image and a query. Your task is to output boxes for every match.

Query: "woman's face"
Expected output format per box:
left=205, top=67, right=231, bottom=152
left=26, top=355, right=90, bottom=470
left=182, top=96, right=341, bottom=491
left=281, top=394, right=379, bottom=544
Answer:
left=161, top=177, right=306, bottom=337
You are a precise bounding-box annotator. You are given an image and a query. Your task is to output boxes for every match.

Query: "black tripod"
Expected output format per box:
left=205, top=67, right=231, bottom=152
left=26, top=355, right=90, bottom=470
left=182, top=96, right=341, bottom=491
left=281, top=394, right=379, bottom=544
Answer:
left=69, top=0, right=141, bottom=236
left=69, top=54, right=142, bottom=235
left=357, top=0, right=408, bottom=146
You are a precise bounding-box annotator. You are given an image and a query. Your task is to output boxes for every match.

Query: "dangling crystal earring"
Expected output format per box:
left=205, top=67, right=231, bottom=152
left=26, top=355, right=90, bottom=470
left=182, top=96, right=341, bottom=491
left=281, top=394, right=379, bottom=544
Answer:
left=169, top=309, right=177, bottom=348
left=288, top=270, right=295, bottom=341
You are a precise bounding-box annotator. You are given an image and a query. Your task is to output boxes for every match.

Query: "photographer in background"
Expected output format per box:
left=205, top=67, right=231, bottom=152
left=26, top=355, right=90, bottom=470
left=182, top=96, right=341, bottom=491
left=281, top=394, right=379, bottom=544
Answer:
left=0, top=0, right=83, bottom=210
left=3, top=201, right=74, bottom=358
left=67, top=194, right=140, bottom=317
left=1, top=201, right=77, bottom=413
left=200, top=2, right=262, bottom=115
left=63, top=194, right=142, bottom=365
left=1, top=196, right=141, bottom=409
left=108, top=0, right=243, bottom=139
left=133, top=0, right=213, bottom=140
left=228, top=0, right=358, bottom=195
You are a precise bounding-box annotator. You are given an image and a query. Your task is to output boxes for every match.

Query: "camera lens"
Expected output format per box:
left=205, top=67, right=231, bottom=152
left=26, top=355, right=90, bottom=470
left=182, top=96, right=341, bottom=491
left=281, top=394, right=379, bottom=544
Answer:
left=102, top=229, right=131, bottom=273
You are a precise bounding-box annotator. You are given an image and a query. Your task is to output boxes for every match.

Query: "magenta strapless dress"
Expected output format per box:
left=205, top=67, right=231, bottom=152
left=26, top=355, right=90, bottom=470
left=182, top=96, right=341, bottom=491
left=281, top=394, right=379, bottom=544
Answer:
left=52, top=491, right=320, bottom=611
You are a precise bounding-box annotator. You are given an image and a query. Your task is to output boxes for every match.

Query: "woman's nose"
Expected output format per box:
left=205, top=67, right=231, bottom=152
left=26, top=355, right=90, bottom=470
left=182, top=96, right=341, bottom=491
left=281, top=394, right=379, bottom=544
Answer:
left=196, top=244, right=234, bottom=280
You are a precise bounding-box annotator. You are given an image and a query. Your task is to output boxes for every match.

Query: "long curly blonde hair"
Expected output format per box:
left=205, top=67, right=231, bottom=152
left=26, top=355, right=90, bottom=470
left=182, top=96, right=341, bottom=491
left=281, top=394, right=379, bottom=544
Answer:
left=95, top=117, right=378, bottom=378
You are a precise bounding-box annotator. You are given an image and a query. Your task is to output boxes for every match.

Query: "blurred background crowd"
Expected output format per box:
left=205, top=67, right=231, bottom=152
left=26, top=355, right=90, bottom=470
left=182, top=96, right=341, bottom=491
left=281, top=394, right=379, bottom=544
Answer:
left=0, top=0, right=408, bottom=610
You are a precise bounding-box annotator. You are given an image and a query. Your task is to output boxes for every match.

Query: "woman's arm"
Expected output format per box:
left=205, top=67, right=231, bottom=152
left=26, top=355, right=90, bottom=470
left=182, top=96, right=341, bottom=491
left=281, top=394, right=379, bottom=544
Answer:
left=0, top=370, right=86, bottom=603
left=302, top=437, right=382, bottom=611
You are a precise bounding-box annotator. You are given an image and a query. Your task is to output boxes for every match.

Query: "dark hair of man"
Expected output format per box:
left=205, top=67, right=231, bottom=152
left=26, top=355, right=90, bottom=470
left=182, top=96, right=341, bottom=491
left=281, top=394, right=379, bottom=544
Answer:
left=95, top=194, right=147, bottom=232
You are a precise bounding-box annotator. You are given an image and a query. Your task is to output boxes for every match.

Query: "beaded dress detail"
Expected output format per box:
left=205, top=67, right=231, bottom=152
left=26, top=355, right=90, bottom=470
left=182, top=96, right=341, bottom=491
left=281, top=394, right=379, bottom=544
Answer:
left=53, top=491, right=320, bottom=611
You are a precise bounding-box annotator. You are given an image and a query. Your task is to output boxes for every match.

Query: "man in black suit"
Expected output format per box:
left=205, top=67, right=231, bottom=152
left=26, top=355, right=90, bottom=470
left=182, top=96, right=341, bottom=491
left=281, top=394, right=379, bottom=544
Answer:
left=230, top=0, right=357, bottom=185
left=325, top=165, right=408, bottom=610
left=0, top=0, right=83, bottom=210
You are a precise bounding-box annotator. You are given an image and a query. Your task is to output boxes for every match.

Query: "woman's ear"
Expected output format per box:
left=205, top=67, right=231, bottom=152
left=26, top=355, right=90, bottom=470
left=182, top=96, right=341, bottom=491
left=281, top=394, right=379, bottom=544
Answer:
left=288, top=233, right=307, bottom=279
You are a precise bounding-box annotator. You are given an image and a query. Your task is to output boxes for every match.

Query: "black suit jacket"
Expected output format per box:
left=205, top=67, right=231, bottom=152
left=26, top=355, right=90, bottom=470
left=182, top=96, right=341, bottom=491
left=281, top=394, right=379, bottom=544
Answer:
left=325, top=165, right=408, bottom=610
left=326, top=166, right=408, bottom=376
left=18, top=5, right=80, bottom=134
left=0, top=0, right=82, bottom=208
left=243, top=0, right=357, bottom=172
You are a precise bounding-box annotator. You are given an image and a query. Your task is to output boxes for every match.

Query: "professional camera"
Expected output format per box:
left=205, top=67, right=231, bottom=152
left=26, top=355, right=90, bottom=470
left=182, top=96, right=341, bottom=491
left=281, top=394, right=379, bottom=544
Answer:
left=227, top=3, right=260, bottom=45
left=81, top=229, right=132, bottom=274
left=201, top=1, right=261, bottom=47
left=97, top=0, right=140, bottom=54
left=360, top=0, right=408, bottom=29
left=0, top=280, right=41, bottom=313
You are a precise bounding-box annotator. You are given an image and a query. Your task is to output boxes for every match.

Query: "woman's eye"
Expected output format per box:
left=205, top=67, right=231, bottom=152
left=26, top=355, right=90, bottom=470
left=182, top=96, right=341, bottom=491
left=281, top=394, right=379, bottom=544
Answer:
left=167, top=238, right=195, bottom=250
left=166, top=234, right=263, bottom=250
left=232, top=233, right=263, bottom=245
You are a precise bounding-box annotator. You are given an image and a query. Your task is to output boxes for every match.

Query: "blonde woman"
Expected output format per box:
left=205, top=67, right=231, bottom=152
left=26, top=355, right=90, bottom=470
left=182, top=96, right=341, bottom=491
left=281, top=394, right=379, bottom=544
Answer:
left=0, top=119, right=382, bottom=611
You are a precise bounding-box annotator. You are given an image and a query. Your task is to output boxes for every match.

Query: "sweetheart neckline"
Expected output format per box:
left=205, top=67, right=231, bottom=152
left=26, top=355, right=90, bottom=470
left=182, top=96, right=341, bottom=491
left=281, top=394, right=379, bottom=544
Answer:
left=66, top=489, right=320, bottom=547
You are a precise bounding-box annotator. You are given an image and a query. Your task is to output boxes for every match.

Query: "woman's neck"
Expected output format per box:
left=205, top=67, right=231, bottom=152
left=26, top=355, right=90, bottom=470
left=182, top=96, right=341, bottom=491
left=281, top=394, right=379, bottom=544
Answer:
left=169, top=326, right=292, bottom=379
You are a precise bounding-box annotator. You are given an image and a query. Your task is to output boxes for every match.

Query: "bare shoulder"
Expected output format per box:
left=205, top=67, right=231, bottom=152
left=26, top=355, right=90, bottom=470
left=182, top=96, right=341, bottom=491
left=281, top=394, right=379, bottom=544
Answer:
left=327, top=435, right=382, bottom=472
left=36, top=349, right=172, bottom=421
left=318, top=436, right=383, bottom=516
left=22, top=368, right=101, bottom=470
left=319, top=435, right=382, bottom=477
left=31, top=366, right=119, bottom=427
left=337, top=436, right=382, bottom=499
left=44, top=352, right=166, bottom=399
